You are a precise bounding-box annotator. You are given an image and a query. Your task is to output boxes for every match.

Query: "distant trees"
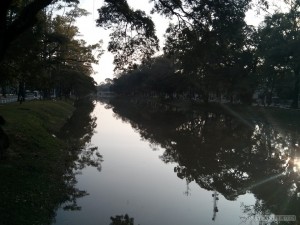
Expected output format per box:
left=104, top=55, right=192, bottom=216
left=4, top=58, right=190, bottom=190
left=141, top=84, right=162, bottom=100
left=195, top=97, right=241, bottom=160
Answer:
left=98, top=0, right=300, bottom=107
left=111, top=57, right=180, bottom=97
left=3, top=0, right=300, bottom=106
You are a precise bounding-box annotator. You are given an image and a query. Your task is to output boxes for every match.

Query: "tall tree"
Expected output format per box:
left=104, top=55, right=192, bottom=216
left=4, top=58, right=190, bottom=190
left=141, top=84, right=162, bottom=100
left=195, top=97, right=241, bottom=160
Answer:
left=162, top=0, right=256, bottom=103
left=39, top=7, right=102, bottom=98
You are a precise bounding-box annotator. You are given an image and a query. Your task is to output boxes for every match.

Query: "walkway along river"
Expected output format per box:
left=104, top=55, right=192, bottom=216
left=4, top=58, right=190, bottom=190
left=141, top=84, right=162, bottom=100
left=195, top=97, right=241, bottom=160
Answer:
left=53, top=99, right=300, bottom=225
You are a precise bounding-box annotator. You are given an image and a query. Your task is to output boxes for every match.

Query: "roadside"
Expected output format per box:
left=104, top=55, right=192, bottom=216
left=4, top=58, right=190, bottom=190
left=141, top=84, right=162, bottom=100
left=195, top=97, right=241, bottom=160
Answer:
left=0, top=92, right=41, bottom=104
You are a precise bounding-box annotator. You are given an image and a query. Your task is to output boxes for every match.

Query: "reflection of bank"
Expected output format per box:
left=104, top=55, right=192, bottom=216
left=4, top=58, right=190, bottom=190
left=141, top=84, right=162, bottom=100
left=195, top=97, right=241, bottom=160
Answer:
left=212, top=191, right=219, bottom=221
left=97, top=91, right=115, bottom=98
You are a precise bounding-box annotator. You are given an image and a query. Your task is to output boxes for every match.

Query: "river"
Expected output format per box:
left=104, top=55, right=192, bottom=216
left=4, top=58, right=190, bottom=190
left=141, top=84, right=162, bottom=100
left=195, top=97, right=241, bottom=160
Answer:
left=53, top=99, right=300, bottom=225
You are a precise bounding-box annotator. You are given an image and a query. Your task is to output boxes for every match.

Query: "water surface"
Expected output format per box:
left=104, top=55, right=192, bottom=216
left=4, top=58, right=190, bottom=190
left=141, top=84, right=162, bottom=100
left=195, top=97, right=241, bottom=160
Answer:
left=54, top=100, right=300, bottom=225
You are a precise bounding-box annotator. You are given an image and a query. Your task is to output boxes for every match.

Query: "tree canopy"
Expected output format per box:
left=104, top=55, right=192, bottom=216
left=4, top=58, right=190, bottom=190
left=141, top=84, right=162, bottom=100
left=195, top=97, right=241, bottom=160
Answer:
left=2, top=0, right=300, bottom=107
left=0, top=0, right=101, bottom=99
left=97, top=0, right=159, bottom=72
left=95, top=0, right=300, bottom=108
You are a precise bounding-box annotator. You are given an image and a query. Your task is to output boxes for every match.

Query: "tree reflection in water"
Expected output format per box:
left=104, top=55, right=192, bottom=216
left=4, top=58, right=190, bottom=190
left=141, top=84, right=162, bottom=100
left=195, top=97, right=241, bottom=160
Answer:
left=0, top=99, right=103, bottom=225
left=109, top=214, right=136, bottom=225
left=106, top=98, right=300, bottom=222
left=56, top=99, right=103, bottom=211
left=212, top=191, right=219, bottom=221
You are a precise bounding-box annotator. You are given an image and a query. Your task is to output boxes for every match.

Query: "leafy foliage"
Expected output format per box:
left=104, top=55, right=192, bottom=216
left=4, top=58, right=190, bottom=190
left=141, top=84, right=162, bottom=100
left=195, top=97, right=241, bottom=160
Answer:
left=97, top=0, right=159, bottom=72
left=0, top=2, right=101, bottom=99
left=100, top=0, right=300, bottom=107
left=0, top=0, right=79, bottom=60
left=256, top=1, right=300, bottom=108
left=162, top=0, right=255, bottom=102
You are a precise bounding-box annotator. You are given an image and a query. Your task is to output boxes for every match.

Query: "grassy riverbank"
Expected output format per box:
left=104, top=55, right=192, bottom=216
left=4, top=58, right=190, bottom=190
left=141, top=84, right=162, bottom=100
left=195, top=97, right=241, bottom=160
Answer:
left=1, top=100, right=75, bottom=159
left=0, top=100, right=76, bottom=225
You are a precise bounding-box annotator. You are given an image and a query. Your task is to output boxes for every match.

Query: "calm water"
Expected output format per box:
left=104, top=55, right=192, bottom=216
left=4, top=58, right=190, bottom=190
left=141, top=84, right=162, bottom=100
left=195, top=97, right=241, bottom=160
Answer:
left=53, top=100, right=300, bottom=225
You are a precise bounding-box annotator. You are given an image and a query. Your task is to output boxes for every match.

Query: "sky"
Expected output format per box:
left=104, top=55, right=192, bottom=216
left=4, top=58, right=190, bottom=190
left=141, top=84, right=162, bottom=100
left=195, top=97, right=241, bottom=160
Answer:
left=75, top=0, right=268, bottom=84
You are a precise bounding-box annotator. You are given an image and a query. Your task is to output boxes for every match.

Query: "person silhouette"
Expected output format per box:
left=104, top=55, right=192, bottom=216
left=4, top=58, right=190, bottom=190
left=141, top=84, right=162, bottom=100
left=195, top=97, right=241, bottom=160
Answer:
left=0, top=116, right=9, bottom=159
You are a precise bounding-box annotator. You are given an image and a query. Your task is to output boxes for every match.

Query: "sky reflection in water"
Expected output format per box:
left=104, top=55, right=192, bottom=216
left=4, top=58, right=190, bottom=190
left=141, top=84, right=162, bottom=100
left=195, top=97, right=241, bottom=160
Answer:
left=54, top=101, right=299, bottom=225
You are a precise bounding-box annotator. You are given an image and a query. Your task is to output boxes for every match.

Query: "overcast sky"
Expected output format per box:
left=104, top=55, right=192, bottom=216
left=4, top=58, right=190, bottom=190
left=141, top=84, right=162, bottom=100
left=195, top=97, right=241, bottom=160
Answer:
left=76, top=0, right=266, bottom=84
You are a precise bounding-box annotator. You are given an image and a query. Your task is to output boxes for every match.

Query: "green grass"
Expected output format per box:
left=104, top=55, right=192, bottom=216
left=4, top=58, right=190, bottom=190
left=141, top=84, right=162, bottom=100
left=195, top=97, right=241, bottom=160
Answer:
left=0, top=100, right=75, bottom=225
left=1, top=100, right=74, bottom=155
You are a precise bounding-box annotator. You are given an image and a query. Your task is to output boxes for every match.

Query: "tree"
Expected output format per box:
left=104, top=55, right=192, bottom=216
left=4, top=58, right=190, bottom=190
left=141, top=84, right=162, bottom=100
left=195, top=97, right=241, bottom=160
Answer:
left=161, top=0, right=258, bottom=103
left=110, top=56, right=179, bottom=97
left=0, top=0, right=79, bottom=61
left=102, top=0, right=261, bottom=103
left=97, top=0, right=159, bottom=72
left=40, top=7, right=102, bottom=98
left=257, top=0, right=300, bottom=108
left=0, top=3, right=102, bottom=99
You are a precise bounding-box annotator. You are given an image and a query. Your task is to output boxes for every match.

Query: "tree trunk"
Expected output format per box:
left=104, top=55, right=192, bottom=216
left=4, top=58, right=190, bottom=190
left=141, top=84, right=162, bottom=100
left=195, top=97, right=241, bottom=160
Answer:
left=291, top=70, right=300, bottom=109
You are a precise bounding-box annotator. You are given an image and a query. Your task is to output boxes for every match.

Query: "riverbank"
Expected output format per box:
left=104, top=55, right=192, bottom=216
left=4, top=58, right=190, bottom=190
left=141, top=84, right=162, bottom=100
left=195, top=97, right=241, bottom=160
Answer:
left=0, top=100, right=75, bottom=159
left=170, top=99, right=300, bottom=131
left=0, top=100, right=77, bottom=225
left=110, top=96, right=300, bottom=131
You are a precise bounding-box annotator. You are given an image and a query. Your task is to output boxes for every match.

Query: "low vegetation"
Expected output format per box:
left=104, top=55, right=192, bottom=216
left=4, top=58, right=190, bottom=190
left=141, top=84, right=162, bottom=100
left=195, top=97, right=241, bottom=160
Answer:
left=1, top=100, right=74, bottom=158
left=0, top=100, right=76, bottom=225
